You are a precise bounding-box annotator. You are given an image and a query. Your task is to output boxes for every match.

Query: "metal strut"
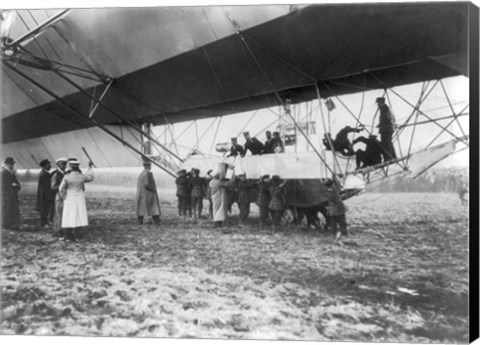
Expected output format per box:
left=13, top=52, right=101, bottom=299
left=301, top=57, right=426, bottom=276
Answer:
left=3, top=61, right=176, bottom=178
left=5, top=9, right=71, bottom=48
left=370, top=74, right=469, bottom=146
left=19, top=46, right=184, bottom=163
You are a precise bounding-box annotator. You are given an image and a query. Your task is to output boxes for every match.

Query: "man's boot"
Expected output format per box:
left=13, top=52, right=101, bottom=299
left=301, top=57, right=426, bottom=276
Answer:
left=152, top=215, right=160, bottom=225
left=138, top=216, right=144, bottom=225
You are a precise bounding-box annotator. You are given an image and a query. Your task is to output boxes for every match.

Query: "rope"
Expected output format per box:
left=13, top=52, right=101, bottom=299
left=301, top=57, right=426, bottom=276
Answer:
left=439, top=79, right=468, bottom=139
left=210, top=116, right=223, bottom=154
left=221, top=12, right=335, bottom=176
left=316, top=84, right=341, bottom=174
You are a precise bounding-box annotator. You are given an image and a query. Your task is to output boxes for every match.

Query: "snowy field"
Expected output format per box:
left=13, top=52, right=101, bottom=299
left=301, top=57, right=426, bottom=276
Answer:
left=1, top=192, right=469, bottom=342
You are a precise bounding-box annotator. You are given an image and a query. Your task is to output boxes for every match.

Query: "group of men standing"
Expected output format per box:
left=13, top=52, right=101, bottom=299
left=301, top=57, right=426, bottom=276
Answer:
left=174, top=163, right=348, bottom=239
left=228, top=131, right=284, bottom=158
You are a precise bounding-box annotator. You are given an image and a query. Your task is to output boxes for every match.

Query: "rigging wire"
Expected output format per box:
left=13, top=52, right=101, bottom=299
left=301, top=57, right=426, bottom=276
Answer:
left=439, top=79, right=468, bottom=140
left=221, top=11, right=335, bottom=176
left=3, top=60, right=176, bottom=177
left=210, top=116, right=223, bottom=154
left=27, top=10, right=62, bottom=61
left=19, top=45, right=184, bottom=163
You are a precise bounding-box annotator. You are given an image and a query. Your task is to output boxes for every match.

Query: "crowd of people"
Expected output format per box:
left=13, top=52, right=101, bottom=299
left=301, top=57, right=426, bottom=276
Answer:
left=2, top=154, right=348, bottom=241
left=175, top=163, right=348, bottom=239
left=1, top=157, right=95, bottom=241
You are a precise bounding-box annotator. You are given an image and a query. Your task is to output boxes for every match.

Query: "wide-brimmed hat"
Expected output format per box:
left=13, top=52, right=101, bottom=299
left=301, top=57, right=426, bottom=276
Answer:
left=39, top=159, right=51, bottom=167
left=4, top=157, right=15, bottom=164
left=68, top=160, right=81, bottom=166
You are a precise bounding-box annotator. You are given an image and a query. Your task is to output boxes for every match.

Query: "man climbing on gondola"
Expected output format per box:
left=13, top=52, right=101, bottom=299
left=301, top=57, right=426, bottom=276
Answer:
left=352, top=135, right=384, bottom=170
left=323, top=125, right=363, bottom=156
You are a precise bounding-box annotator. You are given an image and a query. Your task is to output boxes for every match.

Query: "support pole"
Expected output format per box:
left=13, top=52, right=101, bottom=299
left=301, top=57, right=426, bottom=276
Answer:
left=89, top=79, right=113, bottom=118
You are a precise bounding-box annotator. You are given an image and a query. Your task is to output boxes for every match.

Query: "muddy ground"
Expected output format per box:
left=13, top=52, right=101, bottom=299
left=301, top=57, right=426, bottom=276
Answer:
left=1, top=192, right=469, bottom=342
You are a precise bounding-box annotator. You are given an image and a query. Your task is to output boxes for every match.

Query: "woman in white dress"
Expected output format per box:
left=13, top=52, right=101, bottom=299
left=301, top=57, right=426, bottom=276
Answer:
left=209, top=164, right=236, bottom=228
left=59, top=160, right=94, bottom=241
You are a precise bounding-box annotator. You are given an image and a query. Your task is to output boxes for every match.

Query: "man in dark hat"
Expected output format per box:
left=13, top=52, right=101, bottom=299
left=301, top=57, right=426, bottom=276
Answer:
left=268, top=175, right=287, bottom=233
left=325, top=178, right=348, bottom=242
left=375, top=97, right=397, bottom=160
left=352, top=135, right=384, bottom=170
left=242, top=132, right=264, bottom=157
left=36, top=159, right=54, bottom=228
left=136, top=161, right=161, bottom=225
left=263, top=131, right=275, bottom=154
left=2, top=157, right=21, bottom=230
left=175, top=169, right=189, bottom=217
left=236, top=173, right=257, bottom=225
left=323, top=125, right=363, bottom=156
left=271, top=132, right=284, bottom=153
left=189, top=168, right=204, bottom=219
left=51, top=157, right=68, bottom=237
left=256, top=174, right=271, bottom=229
left=227, top=137, right=244, bottom=157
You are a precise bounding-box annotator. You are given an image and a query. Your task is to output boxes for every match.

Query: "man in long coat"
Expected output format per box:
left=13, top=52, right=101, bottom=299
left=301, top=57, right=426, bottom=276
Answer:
left=209, top=164, right=236, bottom=228
left=1, top=157, right=21, bottom=230
left=376, top=97, right=397, bottom=160
left=136, top=161, right=161, bottom=225
left=36, top=159, right=54, bottom=228
left=51, top=158, right=68, bottom=236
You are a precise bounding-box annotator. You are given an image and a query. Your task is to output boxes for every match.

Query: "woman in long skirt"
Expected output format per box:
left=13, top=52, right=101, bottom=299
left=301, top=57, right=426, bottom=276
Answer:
left=59, top=160, right=94, bottom=241
left=209, top=164, right=236, bottom=228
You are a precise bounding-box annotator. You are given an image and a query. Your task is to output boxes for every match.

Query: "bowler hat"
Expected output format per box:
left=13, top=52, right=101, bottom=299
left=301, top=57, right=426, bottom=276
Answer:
left=262, top=174, right=270, bottom=179
left=375, top=97, right=385, bottom=103
left=39, top=159, right=51, bottom=167
left=243, top=131, right=250, bottom=136
left=272, top=175, right=281, bottom=184
left=4, top=157, right=15, bottom=164
left=143, top=161, right=152, bottom=166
